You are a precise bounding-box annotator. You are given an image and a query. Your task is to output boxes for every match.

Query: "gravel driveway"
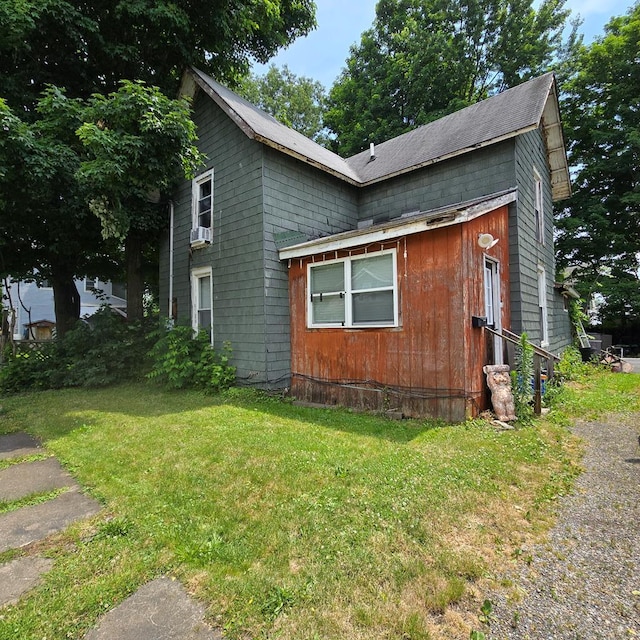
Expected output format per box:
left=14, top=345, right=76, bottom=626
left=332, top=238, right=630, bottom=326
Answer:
left=486, top=414, right=640, bottom=639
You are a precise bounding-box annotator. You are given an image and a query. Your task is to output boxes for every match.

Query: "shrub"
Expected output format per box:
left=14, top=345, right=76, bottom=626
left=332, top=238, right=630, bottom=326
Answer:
left=147, top=326, right=235, bottom=392
left=0, top=343, right=56, bottom=392
left=0, top=307, right=154, bottom=392
left=555, top=345, right=590, bottom=382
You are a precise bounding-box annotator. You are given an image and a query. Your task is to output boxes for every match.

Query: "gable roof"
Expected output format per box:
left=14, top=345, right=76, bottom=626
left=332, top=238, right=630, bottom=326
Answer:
left=181, top=69, right=570, bottom=200
left=181, top=68, right=361, bottom=184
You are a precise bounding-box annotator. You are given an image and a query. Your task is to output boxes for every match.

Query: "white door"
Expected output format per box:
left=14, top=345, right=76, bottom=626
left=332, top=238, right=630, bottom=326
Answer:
left=484, top=258, right=503, bottom=364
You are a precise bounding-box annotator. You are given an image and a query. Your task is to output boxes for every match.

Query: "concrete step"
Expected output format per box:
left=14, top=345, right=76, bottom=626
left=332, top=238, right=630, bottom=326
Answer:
left=83, top=577, right=222, bottom=640
left=0, top=432, right=43, bottom=460
left=0, top=556, right=54, bottom=608
left=0, top=457, right=79, bottom=501
left=0, top=488, right=101, bottom=553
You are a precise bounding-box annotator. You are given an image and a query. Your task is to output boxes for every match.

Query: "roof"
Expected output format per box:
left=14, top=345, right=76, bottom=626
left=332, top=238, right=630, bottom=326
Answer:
left=25, top=319, right=55, bottom=327
left=181, top=68, right=361, bottom=184
left=279, top=189, right=518, bottom=260
left=181, top=69, right=570, bottom=200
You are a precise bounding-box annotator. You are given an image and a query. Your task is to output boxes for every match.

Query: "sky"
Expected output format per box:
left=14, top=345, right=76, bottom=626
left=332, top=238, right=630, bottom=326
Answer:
left=253, top=0, right=636, bottom=89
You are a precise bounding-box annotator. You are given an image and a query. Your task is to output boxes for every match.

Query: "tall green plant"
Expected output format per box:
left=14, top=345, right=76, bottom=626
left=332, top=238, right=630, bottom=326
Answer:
left=511, top=332, right=534, bottom=422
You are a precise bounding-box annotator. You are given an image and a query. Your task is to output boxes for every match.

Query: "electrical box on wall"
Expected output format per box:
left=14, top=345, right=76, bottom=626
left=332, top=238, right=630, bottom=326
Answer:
left=472, top=315, right=488, bottom=328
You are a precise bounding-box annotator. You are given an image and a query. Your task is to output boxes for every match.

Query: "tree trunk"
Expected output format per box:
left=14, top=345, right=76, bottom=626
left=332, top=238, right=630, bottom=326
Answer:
left=51, top=275, right=80, bottom=337
left=126, top=231, right=144, bottom=322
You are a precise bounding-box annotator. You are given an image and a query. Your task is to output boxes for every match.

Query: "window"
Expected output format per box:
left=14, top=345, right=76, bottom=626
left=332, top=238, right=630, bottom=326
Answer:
left=308, top=250, right=398, bottom=328
left=85, top=277, right=96, bottom=291
left=538, top=265, right=549, bottom=348
left=191, top=267, right=213, bottom=342
left=192, top=169, right=213, bottom=230
left=533, top=169, right=544, bottom=244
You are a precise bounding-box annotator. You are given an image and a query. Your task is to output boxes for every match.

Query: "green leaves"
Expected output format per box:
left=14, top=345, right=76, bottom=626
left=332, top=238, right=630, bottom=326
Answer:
left=555, top=4, right=640, bottom=328
left=147, top=327, right=236, bottom=392
left=75, top=80, right=205, bottom=241
left=326, top=0, right=571, bottom=156
left=237, top=65, right=328, bottom=142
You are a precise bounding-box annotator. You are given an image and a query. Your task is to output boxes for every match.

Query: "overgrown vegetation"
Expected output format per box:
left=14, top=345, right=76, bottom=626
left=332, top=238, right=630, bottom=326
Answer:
left=147, top=326, right=235, bottom=392
left=0, top=310, right=235, bottom=393
left=555, top=345, right=591, bottom=382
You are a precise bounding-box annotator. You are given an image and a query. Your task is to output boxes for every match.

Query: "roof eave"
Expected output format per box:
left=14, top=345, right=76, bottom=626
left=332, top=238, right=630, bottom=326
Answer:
left=540, top=78, right=572, bottom=201
left=183, top=68, right=361, bottom=186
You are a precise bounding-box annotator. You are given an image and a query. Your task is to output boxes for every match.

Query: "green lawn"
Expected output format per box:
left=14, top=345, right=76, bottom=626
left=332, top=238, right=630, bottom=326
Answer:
left=0, top=377, right=623, bottom=640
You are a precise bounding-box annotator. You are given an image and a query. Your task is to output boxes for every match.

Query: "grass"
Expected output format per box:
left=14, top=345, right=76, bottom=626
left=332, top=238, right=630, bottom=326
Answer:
left=0, top=373, right=629, bottom=639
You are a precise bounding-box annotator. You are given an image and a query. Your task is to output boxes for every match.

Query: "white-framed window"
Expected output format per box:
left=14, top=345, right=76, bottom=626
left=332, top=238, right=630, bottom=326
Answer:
left=192, top=169, right=214, bottom=231
left=191, top=266, right=213, bottom=343
left=85, top=277, right=96, bottom=291
left=533, top=169, right=544, bottom=244
left=538, top=265, right=549, bottom=348
left=307, top=249, right=398, bottom=328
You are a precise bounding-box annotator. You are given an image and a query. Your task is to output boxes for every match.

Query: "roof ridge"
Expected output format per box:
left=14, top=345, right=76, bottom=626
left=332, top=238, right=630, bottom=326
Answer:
left=183, top=69, right=565, bottom=196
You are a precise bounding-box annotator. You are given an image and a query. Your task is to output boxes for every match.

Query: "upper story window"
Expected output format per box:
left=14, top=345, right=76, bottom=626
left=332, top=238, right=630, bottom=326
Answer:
left=533, top=169, right=544, bottom=244
left=308, top=250, right=398, bottom=328
left=85, top=277, right=97, bottom=291
left=191, top=169, right=213, bottom=247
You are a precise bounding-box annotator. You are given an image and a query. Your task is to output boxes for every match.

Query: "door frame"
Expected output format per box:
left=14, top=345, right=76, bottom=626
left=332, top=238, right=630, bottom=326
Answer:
left=484, top=257, right=503, bottom=364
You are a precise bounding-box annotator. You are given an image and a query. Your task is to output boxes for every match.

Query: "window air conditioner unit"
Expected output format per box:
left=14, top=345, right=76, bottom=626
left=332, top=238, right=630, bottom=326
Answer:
left=190, top=226, right=212, bottom=247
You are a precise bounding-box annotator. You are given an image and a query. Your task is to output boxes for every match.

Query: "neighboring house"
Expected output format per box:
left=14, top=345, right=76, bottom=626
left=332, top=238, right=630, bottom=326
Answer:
left=3, top=278, right=127, bottom=340
left=160, top=68, right=572, bottom=420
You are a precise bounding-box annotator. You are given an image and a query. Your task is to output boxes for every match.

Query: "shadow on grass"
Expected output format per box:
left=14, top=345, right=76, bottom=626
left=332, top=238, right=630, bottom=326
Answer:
left=0, top=384, right=444, bottom=445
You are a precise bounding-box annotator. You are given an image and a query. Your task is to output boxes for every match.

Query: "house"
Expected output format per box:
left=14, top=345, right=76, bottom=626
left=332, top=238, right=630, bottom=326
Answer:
left=161, top=68, right=572, bottom=420
left=3, top=277, right=127, bottom=340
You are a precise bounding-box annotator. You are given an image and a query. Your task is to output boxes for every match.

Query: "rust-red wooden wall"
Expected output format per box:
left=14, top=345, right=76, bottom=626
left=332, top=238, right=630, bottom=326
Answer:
left=288, top=205, right=510, bottom=421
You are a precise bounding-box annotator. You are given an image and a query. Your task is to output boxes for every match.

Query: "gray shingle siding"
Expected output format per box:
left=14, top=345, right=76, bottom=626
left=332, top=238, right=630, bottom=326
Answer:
left=358, top=142, right=516, bottom=222
left=513, top=128, right=571, bottom=352
left=262, top=147, right=358, bottom=385
left=160, top=91, right=268, bottom=383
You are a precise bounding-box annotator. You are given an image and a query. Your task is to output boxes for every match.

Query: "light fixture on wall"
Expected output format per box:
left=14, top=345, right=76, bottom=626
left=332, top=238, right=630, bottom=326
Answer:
left=478, top=233, right=499, bottom=249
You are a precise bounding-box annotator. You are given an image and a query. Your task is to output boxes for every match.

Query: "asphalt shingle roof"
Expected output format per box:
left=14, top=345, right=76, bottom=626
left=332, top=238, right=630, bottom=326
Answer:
left=346, top=73, right=555, bottom=183
left=189, top=68, right=361, bottom=183
left=184, top=69, right=569, bottom=198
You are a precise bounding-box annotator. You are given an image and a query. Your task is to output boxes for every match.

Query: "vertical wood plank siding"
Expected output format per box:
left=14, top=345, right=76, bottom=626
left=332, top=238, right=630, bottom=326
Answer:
left=288, top=206, right=511, bottom=421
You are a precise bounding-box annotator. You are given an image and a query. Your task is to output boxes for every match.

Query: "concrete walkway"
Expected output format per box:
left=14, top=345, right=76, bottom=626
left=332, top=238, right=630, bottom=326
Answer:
left=0, top=432, right=220, bottom=639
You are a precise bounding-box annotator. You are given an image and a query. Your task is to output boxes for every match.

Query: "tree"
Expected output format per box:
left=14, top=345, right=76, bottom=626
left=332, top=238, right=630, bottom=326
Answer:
left=0, top=91, right=117, bottom=335
left=0, top=0, right=316, bottom=329
left=76, top=81, right=205, bottom=322
left=555, top=4, right=640, bottom=328
left=237, top=65, right=328, bottom=142
left=0, top=0, right=317, bottom=112
left=325, top=0, right=571, bottom=157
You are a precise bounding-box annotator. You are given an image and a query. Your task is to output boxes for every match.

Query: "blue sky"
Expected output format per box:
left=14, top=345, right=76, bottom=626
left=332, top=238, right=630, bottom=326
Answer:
left=253, top=0, right=635, bottom=89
